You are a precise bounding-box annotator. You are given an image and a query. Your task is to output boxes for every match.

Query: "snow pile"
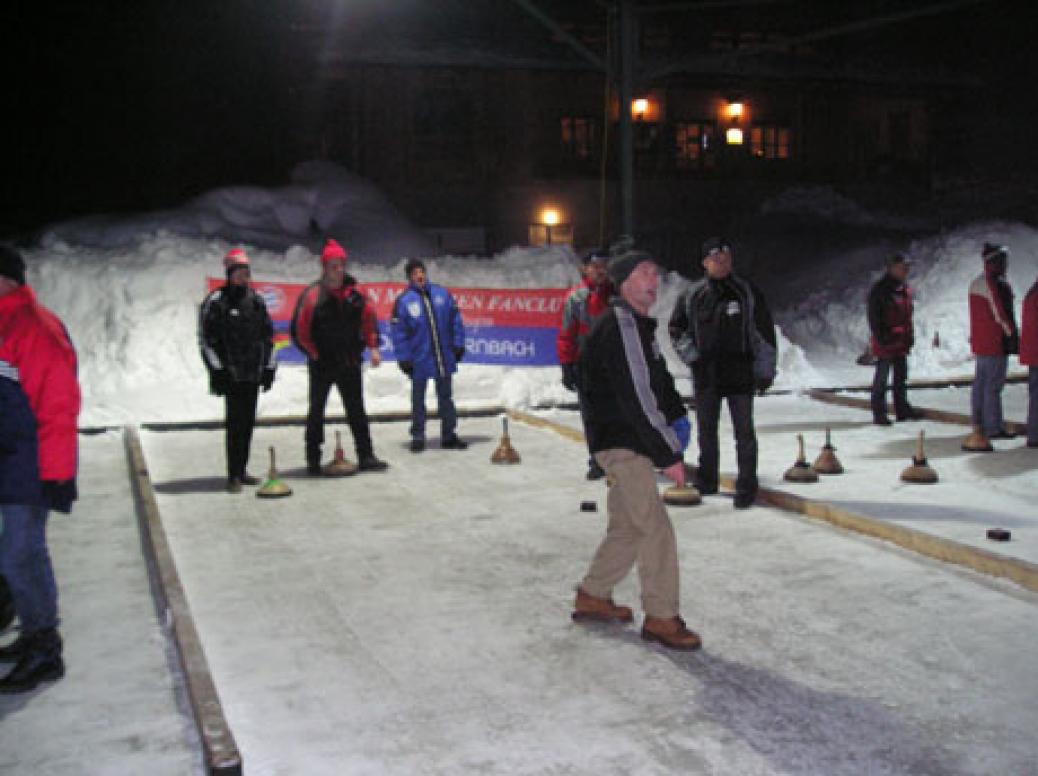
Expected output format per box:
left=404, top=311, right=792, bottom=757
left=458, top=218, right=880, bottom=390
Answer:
left=779, top=221, right=1038, bottom=383
left=40, top=161, right=435, bottom=261
left=758, top=185, right=928, bottom=231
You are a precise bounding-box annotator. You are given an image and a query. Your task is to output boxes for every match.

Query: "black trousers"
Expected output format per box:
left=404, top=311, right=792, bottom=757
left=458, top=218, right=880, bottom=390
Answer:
left=305, top=364, right=373, bottom=465
left=225, top=382, right=259, bottom=479
left=694, top=389, right=758, bottom=498
left=871, top=355, right=909, bottom=420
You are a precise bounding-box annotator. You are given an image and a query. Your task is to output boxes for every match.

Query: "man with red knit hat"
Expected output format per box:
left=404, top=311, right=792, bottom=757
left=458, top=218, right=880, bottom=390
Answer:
left=0, top=243, right=80, bottom=693
left=291, top=239, right=387, bottom=474
left=1020, top=272, right=1038, bottom=447
left=199, top=247, right=276, bottom=493
left=968, top=243, right=1019, bottom=440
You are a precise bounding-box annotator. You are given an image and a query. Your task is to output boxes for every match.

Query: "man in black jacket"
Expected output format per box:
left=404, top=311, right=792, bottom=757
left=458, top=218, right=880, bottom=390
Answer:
left=200, top=248, right=276, bottom=493
left=867, top=254, right=922, bottom=424
left=669, top=237, right=777, bottom=509
left=574, top=249, right=701, bottom=651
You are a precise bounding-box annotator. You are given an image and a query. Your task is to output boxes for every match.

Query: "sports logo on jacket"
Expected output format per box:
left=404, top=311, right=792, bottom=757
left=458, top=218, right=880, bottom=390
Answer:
left=407, top=302, right=422, bottom=318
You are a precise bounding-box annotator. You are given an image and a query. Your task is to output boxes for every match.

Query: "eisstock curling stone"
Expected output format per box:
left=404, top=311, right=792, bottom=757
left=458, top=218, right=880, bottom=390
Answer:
left=663, top=484, right=702, bottom=506
left=324, top=430, right=359, bottom=476
left=257, top=446, right=292, bottom=499
left=580, top=501, right=597, bottom=512
left=812, top=427, right=844, bottom=475
left=900, top=430, right=938, bottom=484
left=490, top=417, right=521, bottom=464
left=783, top=434, right=818, bottom=483
left=961, top=425, right=993, bottom=453
left=986, top=528, right=1011, bottom=542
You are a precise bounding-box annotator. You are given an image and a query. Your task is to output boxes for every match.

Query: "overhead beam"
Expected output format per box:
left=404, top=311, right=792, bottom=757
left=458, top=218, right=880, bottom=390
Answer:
left=508, top=0, right=606, bottom=71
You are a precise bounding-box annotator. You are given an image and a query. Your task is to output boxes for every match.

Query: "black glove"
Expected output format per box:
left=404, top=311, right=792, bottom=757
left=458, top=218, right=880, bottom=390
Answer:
left=210, top=369, right=229, bottom=396
left=561, top=364, right=578, bottom=392
left=755, top=378, right=773, bottom=397
left=261, top=368, right=275, bottom=392
left=454, top=346, right=465, bottom=362
left=41, top=479, right=77, bottom=513
left=398, top=361, right=414, bottom=376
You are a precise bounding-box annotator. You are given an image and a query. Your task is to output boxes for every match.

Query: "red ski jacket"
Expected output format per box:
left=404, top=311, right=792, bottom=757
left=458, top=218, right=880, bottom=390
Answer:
left=556, top=277, right=612, bottom=365
left=868, top=273, right=914, bottom=359
left=968, top=270, right=1016, bottom=357
left=1020, top=282, right=1038, bottom=367
left=0, top=285, right=80, bottom=483
left=290, top=277, right=378, bottom=367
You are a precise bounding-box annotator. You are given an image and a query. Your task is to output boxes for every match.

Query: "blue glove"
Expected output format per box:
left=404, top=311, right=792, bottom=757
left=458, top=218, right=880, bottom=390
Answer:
left=670, top=416, right=691, bottom=452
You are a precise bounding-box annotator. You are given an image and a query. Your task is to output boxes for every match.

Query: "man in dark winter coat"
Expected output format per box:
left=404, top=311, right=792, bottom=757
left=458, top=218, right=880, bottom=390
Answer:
left=390, top=259, right=467, bottom=452
left=291, top=239, right=388, bottom=474
left=669, top=237, right=777, bottom=509
left=968, top=243, right=1019, bottom=439
left=1019, top=273, right=1037, bottom=447
left=867, top=254, right=923, bottom=425
left=0, top=244, right=80, bottom=694
left=200, top=248, right=277, bottom=493
left=573, top=249, right=700, bottom=651
left=557, top=249, right=612, bottom=479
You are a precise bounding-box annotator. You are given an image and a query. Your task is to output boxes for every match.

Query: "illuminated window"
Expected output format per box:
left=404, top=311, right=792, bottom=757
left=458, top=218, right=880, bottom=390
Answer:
left=674, top=121, right=717, bottom=169
left=750, top=124, right=791, bottom=159
left=560, top=117, right=597, bottom=162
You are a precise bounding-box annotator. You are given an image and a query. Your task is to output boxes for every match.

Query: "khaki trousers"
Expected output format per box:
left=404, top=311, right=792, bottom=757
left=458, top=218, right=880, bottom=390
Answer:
left=580, top=448, right=680, bottom=618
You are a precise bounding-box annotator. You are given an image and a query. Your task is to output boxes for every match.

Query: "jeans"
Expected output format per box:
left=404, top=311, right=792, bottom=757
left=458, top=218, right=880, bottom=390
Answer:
left=410, top=375, right=457, bottom=442
left=575, top=382, right=595, bottom=466
left=306, top=364, right=373, bottom=464
left=871, top=355, right=910, bottom=419
left=0, top=504, right=58, bottom=634
left=971, top=355, right=1007, bottom=437
left=694, top=389, right=758, bottom=497
left=224, top=382, right=259, bottom=479
left=1027, top=367, right=1037, bottom=445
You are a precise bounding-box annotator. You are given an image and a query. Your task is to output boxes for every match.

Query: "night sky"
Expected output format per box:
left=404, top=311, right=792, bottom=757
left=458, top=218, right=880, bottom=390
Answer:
left=4, top=0, right=1036, bottom=239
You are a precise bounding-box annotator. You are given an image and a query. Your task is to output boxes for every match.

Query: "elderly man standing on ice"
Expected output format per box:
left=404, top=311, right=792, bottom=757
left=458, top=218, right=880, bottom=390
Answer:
left=572, top=248, right=700, bottom=651
left=968, top=243, right=1019, bottom=440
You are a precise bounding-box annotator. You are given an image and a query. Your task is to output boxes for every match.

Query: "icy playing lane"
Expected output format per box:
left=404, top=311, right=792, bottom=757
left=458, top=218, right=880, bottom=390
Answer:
left=143, top=416, right=1038, bottom=775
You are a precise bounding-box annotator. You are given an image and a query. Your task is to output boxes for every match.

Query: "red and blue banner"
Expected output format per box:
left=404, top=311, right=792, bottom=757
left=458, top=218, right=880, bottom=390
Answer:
left=206, top=278, right=568, bottom=367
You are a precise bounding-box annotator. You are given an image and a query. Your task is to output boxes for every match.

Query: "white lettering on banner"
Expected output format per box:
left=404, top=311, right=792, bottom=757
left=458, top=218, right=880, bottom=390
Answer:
left=455, top=294, right=484, bottom=311
left=465, top=337, right=537, bottom=358
left=485, top=295, right=562, bottom=314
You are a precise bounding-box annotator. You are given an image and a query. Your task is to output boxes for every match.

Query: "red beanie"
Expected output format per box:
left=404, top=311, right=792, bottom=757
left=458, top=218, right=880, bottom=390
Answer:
left=321, top=239, right=347, bottom=265
left=223, top=247, right=250, bottom=270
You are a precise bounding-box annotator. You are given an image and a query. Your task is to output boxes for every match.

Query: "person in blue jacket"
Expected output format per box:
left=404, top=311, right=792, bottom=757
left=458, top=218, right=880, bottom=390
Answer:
left=390, top=259, right=467, bottom=452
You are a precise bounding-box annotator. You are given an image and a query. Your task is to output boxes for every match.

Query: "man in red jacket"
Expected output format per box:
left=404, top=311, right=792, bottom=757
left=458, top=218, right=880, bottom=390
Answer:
left=867, top=254, right=923, bottom=425
left=557, top=250, right=613, bottom=479
left=291, top=239, right=387, bottom=474
left=968, top=243, right=1019, bottom=439
left=1020, top=275, right=1038, bottom=447
left=0, top=244, right=80, bottom=693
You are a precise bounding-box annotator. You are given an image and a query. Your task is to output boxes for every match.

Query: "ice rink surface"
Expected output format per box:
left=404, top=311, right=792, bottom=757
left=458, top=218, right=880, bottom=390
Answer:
left=140, top=402, right=1036, bottom=775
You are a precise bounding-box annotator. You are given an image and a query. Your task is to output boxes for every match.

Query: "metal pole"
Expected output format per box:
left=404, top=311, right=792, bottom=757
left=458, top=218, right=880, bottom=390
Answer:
left=618, top=0, right=635, bottom=238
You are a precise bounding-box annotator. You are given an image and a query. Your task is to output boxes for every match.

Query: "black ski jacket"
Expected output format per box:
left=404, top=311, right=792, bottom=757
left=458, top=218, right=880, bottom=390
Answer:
left=199, top=284, right=275, bottom=384
left=579, top=299, right=686, bottom=468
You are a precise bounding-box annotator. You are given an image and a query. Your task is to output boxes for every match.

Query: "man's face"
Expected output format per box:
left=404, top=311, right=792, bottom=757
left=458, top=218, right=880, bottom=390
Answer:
left=583, top=259, right=607, bottom=286
left=702, top=248, right=733, bottom=279
left=409, top=267, right=427, bottom=287
left=228, top=266, right=251, bottom=287
left=322, top=258, right=346, bottom=288
left=0, top=277, right=17, bottom=297
left=889, top=261, right=909, bottom=283
left=621, top=261, right=659, bottom=312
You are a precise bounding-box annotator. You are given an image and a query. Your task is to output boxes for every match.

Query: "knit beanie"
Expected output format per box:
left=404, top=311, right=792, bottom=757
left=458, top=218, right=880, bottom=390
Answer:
left=223, top=247, right=250, bottom=271
left=701, top=236, right=732, bottom=259
left=321, top=239, right=348, bottom=265
left=982, top=243, right=1007, bottom=263
left=607, top=249, right=654, bottom=288
left=0, top=244, right=26, bottom=286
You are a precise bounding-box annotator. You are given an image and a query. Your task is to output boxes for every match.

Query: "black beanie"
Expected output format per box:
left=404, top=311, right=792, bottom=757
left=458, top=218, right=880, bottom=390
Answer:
left=982, top=243, right=1007, bottom=263
left=701, top=236, right=732, bottom=259
left=0, top=244, right=26, bottom=286
left=607, top=249, right=654, bottom=288
left=405, top=258, right=426, bottom=278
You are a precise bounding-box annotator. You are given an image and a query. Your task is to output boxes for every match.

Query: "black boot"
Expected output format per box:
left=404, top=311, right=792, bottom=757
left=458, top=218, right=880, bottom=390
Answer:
left=0, top=575, right=14, bottom=632
left=0, top=629, right=64, bottom=693
left=358, top=453, right=388, bottom=472
left=0, top=633, right=28, bottom=662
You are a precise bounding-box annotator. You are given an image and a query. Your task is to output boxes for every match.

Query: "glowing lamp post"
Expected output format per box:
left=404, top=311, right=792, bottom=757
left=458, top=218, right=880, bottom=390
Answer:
left=631, top=98, right=649, bottom=121
left=724, top=98, right=747, bottom=145
left=726, top=127, right=744, bottom=145
left=529, top=205, right=572, bottom=246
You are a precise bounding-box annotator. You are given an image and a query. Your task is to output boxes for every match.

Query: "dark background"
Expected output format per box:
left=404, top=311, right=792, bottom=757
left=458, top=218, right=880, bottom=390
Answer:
left=3, top=0, right=1037, bottom=239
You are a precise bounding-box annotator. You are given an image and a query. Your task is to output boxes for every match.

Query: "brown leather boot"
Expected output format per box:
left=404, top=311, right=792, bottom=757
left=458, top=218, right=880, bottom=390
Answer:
left=571, top=588, right=633, bottom=623
left=641, top=615, right=702, bottom=651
